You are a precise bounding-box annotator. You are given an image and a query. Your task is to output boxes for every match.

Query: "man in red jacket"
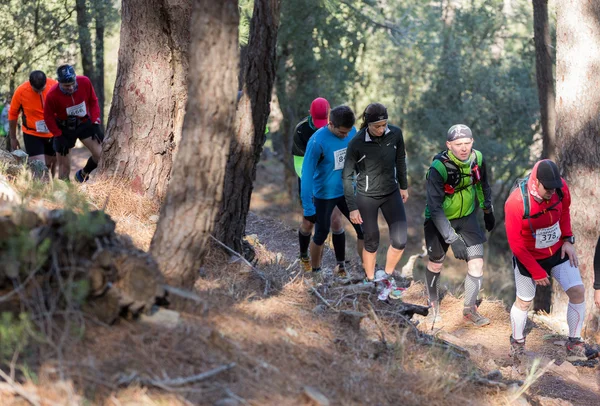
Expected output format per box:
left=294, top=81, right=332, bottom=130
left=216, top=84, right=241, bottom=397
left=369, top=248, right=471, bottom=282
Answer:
left=44, top=64, right=103, bottom=181
left=505, top=159, right=586, bottom=362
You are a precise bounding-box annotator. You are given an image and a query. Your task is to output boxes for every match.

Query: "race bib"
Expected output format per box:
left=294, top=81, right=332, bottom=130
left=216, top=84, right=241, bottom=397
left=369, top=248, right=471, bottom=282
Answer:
left=333, top=148, right=347, bottom=171
left=535, top=222, right=561, bottom=249
left=35, top=120, right=49, bottom=133
left=66, top=101, right=87, bottom=117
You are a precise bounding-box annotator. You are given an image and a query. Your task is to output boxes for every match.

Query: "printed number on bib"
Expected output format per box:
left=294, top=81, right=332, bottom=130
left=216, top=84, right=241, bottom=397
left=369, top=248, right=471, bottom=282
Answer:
left=333, top=148, right=347, bottom=171
left=35, top=120, right=49, bottom=133
left=66, top=102, right=87, bottom=117
left=535, top=222, right=561, bottom=249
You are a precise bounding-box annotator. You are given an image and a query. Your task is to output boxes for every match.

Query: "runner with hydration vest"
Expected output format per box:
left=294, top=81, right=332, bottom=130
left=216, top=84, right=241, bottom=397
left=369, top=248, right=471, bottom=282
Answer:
left=423, top=124, right=495, bottom=326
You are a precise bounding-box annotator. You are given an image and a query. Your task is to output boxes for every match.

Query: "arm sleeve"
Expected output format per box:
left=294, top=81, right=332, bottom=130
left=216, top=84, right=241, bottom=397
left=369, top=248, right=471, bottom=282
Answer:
left=504, top=193, right=548, bottom=280
left=43, top=95, right=62, bottom=137
left=479, top=156, right=493, bottom=209
left=343, top=142, right=359, bottom=212
left=426, top=169, right=457, bottom=243
left=395, top=129, right=408, bottom=190
left=594, top=234, right=600, bottom=289
left=300, top=137, right=321, bottom=217
left=558, top=180, right=573, bottom=238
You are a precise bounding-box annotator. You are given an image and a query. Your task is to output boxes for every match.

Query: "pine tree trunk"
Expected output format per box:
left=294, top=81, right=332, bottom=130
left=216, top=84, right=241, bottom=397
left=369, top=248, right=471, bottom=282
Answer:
left=76, top=0, right=95, bottom=80
left=94, top=5, right=105, bottom=123
left=150, top=0, right=239, bottom=287
left=533, top=0, right=556, bottom=162
left=99, top=0, right=191, bottom=200
left=213, top=0, right=281, bottom=252
left=554, top=0, right=600, bottom=335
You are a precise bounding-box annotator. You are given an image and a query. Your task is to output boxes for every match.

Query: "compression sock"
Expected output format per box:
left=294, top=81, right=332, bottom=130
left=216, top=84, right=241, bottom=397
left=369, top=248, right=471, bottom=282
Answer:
left=567, top=301, right=586, bottom=338
left=298, top=230, right=311, bottom=258
left=464, top=274, right=482, bottom=307
left=425, top=267, right=440, bottom=303
left=510, top=304, right=528, bottom=341
left=82, top=156, right=98, bottom=176
left=332, top=229, right=345, bottom=265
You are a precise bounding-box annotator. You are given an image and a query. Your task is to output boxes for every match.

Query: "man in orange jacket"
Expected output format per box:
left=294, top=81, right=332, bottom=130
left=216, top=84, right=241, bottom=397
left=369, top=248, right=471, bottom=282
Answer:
left=8, top=70, right=60, bottom=175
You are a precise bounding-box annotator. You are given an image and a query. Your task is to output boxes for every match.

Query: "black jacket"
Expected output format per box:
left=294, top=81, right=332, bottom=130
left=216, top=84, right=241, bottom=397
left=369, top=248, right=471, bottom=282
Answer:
left=291, top=116, right=316, bottom=157
left=343, top=125, right=408, bottom=211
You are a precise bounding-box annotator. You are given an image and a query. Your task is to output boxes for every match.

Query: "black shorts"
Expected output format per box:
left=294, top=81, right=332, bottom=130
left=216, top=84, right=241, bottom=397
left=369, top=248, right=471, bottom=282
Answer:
left=23, top=132, right=56, bottom=157
left=424, top=211, right=486, bottom=262
left=59, top=120, right=96, bottom=149
left=313, top=196, right=364, bottom=245
left=513, top=249, right=569, bottom=278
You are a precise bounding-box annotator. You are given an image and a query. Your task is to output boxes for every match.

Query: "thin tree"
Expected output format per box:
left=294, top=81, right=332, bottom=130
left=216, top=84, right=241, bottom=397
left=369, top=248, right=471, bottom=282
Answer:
left=99, top=0, right=191, bottom=200
left=213, top=0, right=281, bottom=253
left=533, top=0, right=556, bottom=161
left=555, top=0, right=600, bottom=333
left=76, top=0, right=95, bottom=80
left=150, top=0, right=239, bottom=286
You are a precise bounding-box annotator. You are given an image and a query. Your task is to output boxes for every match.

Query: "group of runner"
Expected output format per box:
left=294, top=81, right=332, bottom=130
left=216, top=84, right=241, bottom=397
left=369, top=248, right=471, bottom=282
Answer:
left=293, top=97, right=599, bottom=362
left=7, top=65, right=103, bottom=181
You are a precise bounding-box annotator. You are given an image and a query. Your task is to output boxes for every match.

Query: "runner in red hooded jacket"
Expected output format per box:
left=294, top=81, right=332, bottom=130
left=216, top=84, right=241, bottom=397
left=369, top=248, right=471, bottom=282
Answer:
left=505, top=159, right=587, bottom=363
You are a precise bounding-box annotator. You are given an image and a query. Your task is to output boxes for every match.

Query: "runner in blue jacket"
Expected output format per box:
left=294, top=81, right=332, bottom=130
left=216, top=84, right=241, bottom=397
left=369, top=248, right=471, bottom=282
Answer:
left=301, top=105, right=364, bottom=274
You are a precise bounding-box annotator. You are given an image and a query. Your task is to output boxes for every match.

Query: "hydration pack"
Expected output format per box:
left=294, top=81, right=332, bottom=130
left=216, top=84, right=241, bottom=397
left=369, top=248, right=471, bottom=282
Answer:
left=428, top=150, right=483, bottom=195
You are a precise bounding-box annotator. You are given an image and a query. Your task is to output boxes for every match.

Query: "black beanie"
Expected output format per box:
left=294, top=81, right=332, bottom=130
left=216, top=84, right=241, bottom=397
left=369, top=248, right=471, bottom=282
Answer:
left=536, top=160, right=562, bottom=189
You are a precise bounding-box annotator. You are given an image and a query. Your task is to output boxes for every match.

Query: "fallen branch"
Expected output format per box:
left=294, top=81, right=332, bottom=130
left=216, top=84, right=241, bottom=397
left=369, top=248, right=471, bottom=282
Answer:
left=116, top=363, right=237, bottom=390
left=306, top=281, right=338, bottom=312
left=0, top=368, right=41, bottom=406
left=162, top=285, right=204, bottom=304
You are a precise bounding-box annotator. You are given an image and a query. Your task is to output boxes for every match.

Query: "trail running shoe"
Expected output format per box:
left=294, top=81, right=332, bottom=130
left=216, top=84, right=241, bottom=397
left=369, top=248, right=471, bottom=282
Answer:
left=374, top=270, right=404, bottom=300
left=74, top=169, right=88, bottom=183
left=463, top=306, right=490, bottom=327
left=300, top=256, right=311, bottom=272
left=509, top=335, right=526, bottom=361
left=565, top=337, right=587, bottom=361
left=335, top=264, right=347, bottom=277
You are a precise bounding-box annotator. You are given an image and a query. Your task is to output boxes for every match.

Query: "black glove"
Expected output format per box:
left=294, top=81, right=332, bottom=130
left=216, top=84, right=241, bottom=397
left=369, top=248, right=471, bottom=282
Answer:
left=484, top=211, right=496, bottom=232
left=92, top=123, right=104, bottom=143
left=53, top=135, right=70, bottom=156
left=304, top=214, right=317, bottom=223
left=450, top=235, right=468, bottom=261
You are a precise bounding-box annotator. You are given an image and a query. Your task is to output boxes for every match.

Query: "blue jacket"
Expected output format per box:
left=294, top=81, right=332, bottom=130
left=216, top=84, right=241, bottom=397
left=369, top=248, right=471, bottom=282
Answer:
left=301, top=125, right=357, bottom=216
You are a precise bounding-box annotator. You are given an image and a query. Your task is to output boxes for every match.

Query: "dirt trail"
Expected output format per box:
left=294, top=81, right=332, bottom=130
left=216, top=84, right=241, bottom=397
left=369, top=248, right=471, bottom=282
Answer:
left=246, top=208, right=600, bottom=405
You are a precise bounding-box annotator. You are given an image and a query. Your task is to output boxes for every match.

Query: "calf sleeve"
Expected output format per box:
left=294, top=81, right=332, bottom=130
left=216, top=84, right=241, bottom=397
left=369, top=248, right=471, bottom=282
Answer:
left=567, top=301, right=586, bottom=339
left=425, top=268, right=440, bottom=303
left=510, top=304, right=528, bottom=341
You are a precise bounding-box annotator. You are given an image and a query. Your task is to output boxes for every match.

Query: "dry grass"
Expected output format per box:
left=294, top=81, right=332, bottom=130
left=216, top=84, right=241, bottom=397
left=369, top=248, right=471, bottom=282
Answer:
left=80, top=177, right=159, bottom=251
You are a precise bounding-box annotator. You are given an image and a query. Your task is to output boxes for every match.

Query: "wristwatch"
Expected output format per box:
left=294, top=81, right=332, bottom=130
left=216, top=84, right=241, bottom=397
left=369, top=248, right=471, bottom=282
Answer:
left=563, top=236, right=575, bottom=244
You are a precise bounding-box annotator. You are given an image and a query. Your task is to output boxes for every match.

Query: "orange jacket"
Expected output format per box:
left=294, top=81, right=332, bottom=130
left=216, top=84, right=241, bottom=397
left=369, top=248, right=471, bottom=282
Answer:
left=8, top=78, right=58, bottom=138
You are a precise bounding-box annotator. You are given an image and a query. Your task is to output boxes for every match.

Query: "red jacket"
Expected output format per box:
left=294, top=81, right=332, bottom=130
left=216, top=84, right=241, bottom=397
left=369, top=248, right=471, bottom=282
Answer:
left=43, top=76, right=100, bottom=137
left=504, top=161, right=573, bottom=280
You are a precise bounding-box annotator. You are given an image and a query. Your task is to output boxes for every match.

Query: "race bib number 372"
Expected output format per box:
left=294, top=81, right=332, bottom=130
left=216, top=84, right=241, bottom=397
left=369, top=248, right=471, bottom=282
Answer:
left=66, top=101, right=87, bottom=117
left=333, top=148, right=347, bottom=171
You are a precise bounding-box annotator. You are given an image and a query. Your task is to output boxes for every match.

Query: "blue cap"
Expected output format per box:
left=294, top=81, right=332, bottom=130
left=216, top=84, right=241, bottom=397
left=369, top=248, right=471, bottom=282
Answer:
left=57, top=65, right=76, bottom=84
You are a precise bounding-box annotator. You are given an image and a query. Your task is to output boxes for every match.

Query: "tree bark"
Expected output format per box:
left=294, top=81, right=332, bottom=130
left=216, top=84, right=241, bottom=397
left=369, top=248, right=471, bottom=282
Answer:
left=213, top=0, right=281, bottom=253
left=76, top=0, right=95, bottom=80
left=150, top=0, right=239, bottom=286
left=554, top=0, right=600, bottom=334
left=532, top=0, right=556, bottom=162
left=99, top=0, right=191, bottom=201
left=94, top=1, right=106, bottom=123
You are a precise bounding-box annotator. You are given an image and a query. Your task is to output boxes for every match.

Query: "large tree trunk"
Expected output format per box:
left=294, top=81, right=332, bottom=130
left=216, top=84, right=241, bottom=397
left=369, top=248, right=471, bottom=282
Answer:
left=94, top=2, right=105, bottom=123
left=150, top=0, right=239, bottom=286
left=533, top=0, right=556, bottom=162
left=554, top=0, right=600, bottom=335
left=213, top=0, right=281, bottom=253
left=76, top=0, right=95, bottom=80
left=99, top=0, right=191, bottom=200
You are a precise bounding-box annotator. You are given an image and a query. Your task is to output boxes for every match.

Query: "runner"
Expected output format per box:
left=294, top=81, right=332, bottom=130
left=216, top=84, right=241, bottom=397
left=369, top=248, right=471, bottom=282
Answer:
left=8, top=71, right=59, bottom=174
left=423, top=124, right=494, bottom=325
left=343, top=102, right=408, bottom=300
left=301, top=105, right=364, bottom=276
left=505, top=159, right=586, bottom=361
left=292, top=98, right=346, bottom=272
left=43, top=64, right=103, bottom=181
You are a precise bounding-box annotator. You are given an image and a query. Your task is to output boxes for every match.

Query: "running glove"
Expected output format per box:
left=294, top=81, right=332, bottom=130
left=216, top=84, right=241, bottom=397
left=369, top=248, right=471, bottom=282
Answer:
left=53, top=135, right=69, bottom=156
left=484, top=212, right=496, bottom=232
left=304, top=214, right=317, bottom=224
left=450, top=235, right=468, bottom=261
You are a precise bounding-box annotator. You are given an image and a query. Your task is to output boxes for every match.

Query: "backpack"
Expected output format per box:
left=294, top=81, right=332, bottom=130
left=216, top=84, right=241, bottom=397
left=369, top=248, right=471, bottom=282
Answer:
left=429, top=150, right=483, bottom=195
left=514, top=174, right=563, bottom=219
